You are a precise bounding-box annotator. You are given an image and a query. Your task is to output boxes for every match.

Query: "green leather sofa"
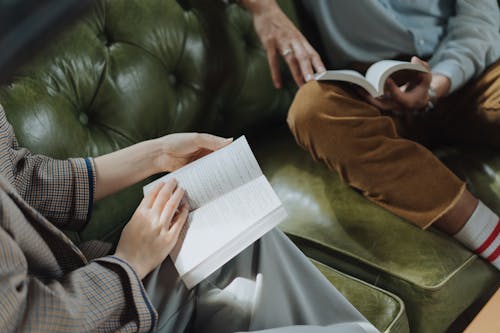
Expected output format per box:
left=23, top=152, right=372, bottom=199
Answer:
left=0, top=1, right=498, bottom=332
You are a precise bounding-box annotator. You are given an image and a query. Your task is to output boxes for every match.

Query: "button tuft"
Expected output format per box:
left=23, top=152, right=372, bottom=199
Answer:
left=79, top=113, right=89, bottom=125
left=168, top=73, right=177, bottom=86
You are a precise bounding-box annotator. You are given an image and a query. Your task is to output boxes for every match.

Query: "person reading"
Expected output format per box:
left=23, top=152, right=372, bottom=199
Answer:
left=275, top=0, right=500, bottom=269
left=0, top=103, right=379, bottom=332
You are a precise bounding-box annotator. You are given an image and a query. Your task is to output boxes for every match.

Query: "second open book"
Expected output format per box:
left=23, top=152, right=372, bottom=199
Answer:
left=143, top=136, right=287, bottom=289
left=315, top=60, right=428, bottom=97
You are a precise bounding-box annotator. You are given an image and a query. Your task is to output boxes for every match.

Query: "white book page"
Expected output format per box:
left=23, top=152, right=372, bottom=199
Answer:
left=170, top=175, right=284, bottom=287
left=143, top=136, right=262, bottom=209
left=315, top=70, right=377, bottom=97
left=182, top=206, right=287, bottom=289
left=365, top=60, right=427, bottom=97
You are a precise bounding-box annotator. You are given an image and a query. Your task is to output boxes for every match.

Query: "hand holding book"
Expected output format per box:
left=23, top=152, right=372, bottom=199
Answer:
left=111, top=133, right=237, bottom=281
left=364, top=57, right=433, bottom=113
left=115, top=179, right=189, bottom=280
left=316, top=56, right=434, bottom=114
left=143, top=136, right=287, bottom=289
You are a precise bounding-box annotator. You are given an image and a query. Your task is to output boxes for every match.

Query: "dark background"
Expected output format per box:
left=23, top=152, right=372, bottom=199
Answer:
left=0, top=0, right=93, bottom=84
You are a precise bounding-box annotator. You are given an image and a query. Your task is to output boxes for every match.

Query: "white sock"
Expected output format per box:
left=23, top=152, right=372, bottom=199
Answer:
left=454, top=201, right=500, bottom=270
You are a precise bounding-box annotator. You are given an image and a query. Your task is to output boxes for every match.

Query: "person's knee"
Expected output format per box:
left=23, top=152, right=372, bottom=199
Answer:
left=287, top=81, right=357, bottom=134
left=287, top=81, right=326, bottom=136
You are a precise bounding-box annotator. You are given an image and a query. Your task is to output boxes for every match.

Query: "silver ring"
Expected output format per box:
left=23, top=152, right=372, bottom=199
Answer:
left=281, top=48, right=293, bottom=57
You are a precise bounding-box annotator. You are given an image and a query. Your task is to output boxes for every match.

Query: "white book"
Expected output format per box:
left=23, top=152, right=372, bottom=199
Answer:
left=315, top=60, right=428, bottom=97
left=143, top=136, right=287, bottom=289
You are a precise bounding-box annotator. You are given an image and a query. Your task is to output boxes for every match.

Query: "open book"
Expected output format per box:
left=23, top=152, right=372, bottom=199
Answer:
left=143, top=136, right=287, bottom=289
left=314, top=60, right=428, bottom=97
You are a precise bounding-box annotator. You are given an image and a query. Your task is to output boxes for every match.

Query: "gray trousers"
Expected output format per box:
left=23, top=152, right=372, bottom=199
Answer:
left=145, top=229, right=379, bottom=333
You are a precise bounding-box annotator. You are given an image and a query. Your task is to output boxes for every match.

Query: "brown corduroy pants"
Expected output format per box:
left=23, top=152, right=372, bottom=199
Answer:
left=287, top=61, right=500, bottom=229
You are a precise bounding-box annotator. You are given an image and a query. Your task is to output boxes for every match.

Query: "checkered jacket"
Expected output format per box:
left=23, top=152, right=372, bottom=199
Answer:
left=0, top=105, right=158, bottom=332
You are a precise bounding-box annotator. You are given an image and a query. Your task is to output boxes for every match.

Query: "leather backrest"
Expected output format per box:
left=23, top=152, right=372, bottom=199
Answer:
left=0, top=0, right=297, bottom=242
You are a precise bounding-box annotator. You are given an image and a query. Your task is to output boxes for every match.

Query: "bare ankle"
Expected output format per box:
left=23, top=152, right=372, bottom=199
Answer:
left=434, top=190, right=479, bottom=235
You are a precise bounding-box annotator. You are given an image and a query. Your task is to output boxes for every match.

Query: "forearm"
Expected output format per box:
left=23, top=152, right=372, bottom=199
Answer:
left=429, top=0, right=500, bottom=92
left=94, top=139, right=163, bottom=200
left=239, top=0, right=279, bottom=14
left=0, top=226, right=156, bottom=332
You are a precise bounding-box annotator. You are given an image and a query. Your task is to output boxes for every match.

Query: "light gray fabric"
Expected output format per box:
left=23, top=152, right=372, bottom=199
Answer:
left=301, top=0, right=500, bottom=92
left=145, top=229, right=379, bottom=333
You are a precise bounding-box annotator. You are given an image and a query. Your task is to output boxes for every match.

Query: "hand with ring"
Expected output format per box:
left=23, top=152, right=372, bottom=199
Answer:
left=240, top=0, right=326, bottom=88
left=281, top=48, right=293, bottom=57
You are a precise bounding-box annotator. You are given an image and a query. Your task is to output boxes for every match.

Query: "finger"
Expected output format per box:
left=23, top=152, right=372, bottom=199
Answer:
left=266, top=47, right=282, bottom=89
left=281, top=46, right=304, bottom=86
left=386, top=79, right=424, bottom=109
left=302, top=41, right=326, bottom=73
left=420, top=70, right=432, bottom=87
left=385, top=79, right=418, bottom=109
left=143, top=182, right=165, bottom=208
left=404, top=73, right=431, bottom=97
left=311, top=52, right=326, bottom=74
left=166, top=204, right=189, bottom=241
left=291, top=40, right=314, bottom=82
left=195, top=133, right=233, bottom=151
left=386, top=79, right=408, bottom=102
left=411, top=56, right=431, bottom=72
left=152, top=178, right=178, bottom=214
left=411, top=56, right=432, bottom=87
left=159, top=186, right=185, bottom=228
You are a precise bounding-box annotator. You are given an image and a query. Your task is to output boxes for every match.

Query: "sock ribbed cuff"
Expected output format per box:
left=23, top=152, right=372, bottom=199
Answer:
left=454, top=201, right=500, bottom=269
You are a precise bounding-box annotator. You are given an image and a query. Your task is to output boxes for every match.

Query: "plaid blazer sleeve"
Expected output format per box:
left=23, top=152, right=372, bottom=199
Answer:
left=0, top=224, right=157, bottom=333
left=0, top=105, right=95, bottom=231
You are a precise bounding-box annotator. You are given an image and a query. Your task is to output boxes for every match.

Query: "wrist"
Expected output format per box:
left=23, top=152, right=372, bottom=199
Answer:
left=420, top=74, right=450, bottom=114
left=430, top=74, right=451, bottom=99
left=144, top=138, right=167, bottom=175
left=427, top=86, right=438, bottom=110
left=113, top=252, right=147, bottom=279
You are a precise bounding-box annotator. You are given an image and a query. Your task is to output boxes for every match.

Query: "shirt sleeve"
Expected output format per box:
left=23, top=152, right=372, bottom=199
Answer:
left=0, top=225, right=157, bottom=333
left=0, top=105, right=95, bottom=231
left=429, top=0, right=500, bottom=93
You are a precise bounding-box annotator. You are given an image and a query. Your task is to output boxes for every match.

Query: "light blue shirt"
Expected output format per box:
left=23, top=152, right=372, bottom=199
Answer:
left=302, top=0, right=500, bottom=92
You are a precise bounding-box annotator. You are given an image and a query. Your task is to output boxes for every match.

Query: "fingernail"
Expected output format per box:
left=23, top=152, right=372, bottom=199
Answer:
left=318, top=67, right=326, bottom=73
left=305, top=74, right=312, bottom=82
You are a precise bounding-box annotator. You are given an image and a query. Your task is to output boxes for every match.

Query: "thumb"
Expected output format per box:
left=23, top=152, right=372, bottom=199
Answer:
left=196, top=133, right=233, bottom=151
left=411, top=56, right=431, bottom=72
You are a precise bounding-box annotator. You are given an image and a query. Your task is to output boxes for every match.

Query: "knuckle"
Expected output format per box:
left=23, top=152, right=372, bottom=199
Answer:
left=164, top=233, right=175, bottom=243
left=137, top=208, right=148, bottom=220
left=152, top=223, right=163, bottom=234
left=294, top=52, right=306, bottom=61
left=263, top=37, right=275, bottom=47
left=166, top=199, right=177, bottom=210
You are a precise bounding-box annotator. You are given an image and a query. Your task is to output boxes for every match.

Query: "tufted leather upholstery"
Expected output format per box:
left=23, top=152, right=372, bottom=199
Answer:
left=311, top=260, right=409, bottom=333
left=0, top=1, right=498, bottom=332
left=0, top=0, right=295, bottom=243
left=257, top=131, right=499, bottom=333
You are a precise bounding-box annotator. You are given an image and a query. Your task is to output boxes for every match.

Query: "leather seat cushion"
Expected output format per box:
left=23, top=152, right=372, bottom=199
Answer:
left=311, top=259, right=409, bottom=333
left=255, top=131, right=500, bottom=333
